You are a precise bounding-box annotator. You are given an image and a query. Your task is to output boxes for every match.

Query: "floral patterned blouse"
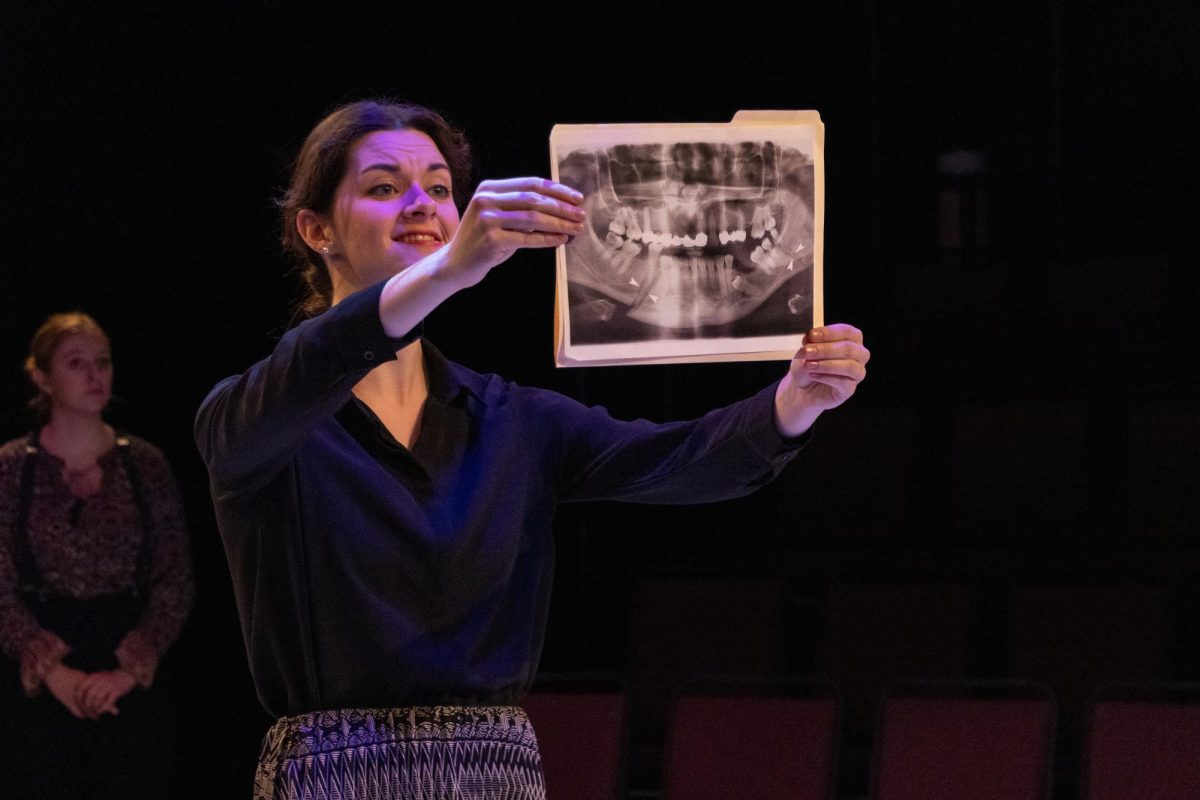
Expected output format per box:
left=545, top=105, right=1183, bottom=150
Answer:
left=0, top=432, right=193, bottom=695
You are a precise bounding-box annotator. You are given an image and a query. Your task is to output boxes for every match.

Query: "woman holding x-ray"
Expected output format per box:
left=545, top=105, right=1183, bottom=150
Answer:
left=196, top=98, right=867, bottom=799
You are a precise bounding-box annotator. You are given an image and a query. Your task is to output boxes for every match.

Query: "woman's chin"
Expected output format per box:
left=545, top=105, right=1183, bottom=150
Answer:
left=394, top=240, right=447, bottom=260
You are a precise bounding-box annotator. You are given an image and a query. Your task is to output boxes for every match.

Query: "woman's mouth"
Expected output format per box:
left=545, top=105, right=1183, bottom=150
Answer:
left=395, top=232, right=442, bottom=245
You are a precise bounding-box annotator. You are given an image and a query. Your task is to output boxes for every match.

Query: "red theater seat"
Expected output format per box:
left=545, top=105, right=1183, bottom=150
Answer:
left=1084, top=683, right=1200, bottom=800
left=662, top=681, right=840, bottom=800
left=872, top=681, right=1055, bottom=800
left=523, top=678, right=627, bottom=800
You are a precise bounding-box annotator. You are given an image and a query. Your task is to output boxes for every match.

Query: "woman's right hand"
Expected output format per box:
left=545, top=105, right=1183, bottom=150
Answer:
left=43, top=664, right=88, bottom=719
left=436, top=178, right=586, bottom=288
left=379, top=178, right=586, bottom=338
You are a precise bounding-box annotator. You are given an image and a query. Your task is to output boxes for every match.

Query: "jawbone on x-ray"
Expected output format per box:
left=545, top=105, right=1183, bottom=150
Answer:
left=562, top=141, right=811, bottom=327
left=551, top=115, right=824, bottom=366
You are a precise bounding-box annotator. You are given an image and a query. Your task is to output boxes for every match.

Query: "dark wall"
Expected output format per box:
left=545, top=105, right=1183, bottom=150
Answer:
left=3, top=1, right=1198, bottom=796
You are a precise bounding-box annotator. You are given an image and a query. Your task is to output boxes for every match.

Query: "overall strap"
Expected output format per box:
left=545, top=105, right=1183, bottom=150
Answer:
left=14, top=433, right=156, bottom=597
left=114, top=435, right=156, bottom=595
left=13, top=434, right=44, bottom=593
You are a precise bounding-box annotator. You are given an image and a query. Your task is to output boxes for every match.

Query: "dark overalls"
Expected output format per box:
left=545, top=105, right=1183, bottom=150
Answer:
left=2, top=434, right=173, bottom=799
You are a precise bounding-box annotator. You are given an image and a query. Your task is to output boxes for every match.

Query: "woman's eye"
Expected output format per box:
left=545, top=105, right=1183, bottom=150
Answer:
left=428, top=184, right=451, bottom=200
left=369, top=184, right=397, bottom=197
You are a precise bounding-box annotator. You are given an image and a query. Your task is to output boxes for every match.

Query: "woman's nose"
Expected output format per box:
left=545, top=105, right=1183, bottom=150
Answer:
left=402, top=189, right=437, bottom=218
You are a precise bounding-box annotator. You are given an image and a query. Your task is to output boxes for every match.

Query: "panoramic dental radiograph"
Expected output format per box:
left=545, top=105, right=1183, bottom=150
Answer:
left=552, top=126, right=819, bottom=364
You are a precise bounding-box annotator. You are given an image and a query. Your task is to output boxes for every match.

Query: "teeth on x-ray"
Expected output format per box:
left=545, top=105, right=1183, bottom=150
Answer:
left=626, top=210, right=643, bottom=242
left=750, top=206, right=766, bottom=239
left=560, top=139, right=814, bottom=329
left=788, top=294, right=807, bottom=315
left=609, top=212, right=626, bottom=236
left=600, top=201, right=780, bottom=261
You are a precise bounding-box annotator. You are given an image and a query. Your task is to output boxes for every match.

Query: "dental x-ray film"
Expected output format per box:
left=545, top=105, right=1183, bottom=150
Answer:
left=551, top=110, right=823, bottom=367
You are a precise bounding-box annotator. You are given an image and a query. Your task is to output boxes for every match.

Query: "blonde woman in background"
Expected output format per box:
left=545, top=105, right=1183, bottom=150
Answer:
left=0, top=312, right=193, bottom=799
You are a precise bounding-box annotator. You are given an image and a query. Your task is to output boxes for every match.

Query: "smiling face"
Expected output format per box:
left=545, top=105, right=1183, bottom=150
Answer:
left=323, top=128, right=462, bottom=300
left=33, top=330, right=113, bottom=418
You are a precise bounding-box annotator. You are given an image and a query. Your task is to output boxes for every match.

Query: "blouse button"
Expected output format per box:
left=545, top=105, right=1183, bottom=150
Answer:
left=363, top=350, right=376, bottom=362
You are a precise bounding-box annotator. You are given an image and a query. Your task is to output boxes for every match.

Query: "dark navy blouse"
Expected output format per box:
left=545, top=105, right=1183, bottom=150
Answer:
left=195, top=282, right=807, bottom=718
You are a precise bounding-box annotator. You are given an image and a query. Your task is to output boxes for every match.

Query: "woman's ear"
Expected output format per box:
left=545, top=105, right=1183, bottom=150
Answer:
left=29, top=368, right=51, bottom=396
left=296, top=209, right=335, bottom=255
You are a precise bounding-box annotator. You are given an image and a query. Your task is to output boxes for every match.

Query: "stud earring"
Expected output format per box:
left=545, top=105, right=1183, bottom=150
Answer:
left=320, top=245, right=331, bottom=254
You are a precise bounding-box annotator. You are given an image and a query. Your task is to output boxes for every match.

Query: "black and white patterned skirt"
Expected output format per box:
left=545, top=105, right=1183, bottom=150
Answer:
left=254, top=706, right=546, bottom=800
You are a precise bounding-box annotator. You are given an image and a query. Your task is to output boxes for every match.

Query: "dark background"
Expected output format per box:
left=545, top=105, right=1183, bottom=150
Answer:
left=3, top=1, right=1198, bottom=797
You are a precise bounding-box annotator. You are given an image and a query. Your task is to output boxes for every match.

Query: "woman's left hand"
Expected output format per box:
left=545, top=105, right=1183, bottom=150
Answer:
left=774, top=324, right=870, bottom=438
left=76, top=669, right=137, bottom=719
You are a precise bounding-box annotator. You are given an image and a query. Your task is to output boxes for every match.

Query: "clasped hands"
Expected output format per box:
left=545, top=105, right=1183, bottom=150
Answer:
left=43, top=663, right=137, bottom=720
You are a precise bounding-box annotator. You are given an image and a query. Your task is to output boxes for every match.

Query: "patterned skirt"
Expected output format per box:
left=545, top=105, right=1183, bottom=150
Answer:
left=254, top=706, right=546, bottom=800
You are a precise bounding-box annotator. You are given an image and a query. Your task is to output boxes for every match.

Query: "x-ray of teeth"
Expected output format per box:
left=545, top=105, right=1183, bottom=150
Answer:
left=551, top=113, right=824, bottom=367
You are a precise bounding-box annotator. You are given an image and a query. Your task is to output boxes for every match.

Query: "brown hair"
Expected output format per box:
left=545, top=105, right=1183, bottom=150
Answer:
left=24, top=311, right=109, bottom=421
left=279, top=99, right=473, bottom=317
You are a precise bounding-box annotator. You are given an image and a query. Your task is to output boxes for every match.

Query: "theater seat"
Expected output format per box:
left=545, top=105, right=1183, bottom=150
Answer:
left=662, top=680, right=840, bottom=800
left=1083, top=682, right=1200, bottom=800
left=872, top=681, right=1055, bottom=800
left=523, top=677, right=627, bottom=800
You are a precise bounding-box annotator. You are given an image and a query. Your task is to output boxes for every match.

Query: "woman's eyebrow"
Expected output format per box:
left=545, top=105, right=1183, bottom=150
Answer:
left=360, top=161, right=451, bottom=176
